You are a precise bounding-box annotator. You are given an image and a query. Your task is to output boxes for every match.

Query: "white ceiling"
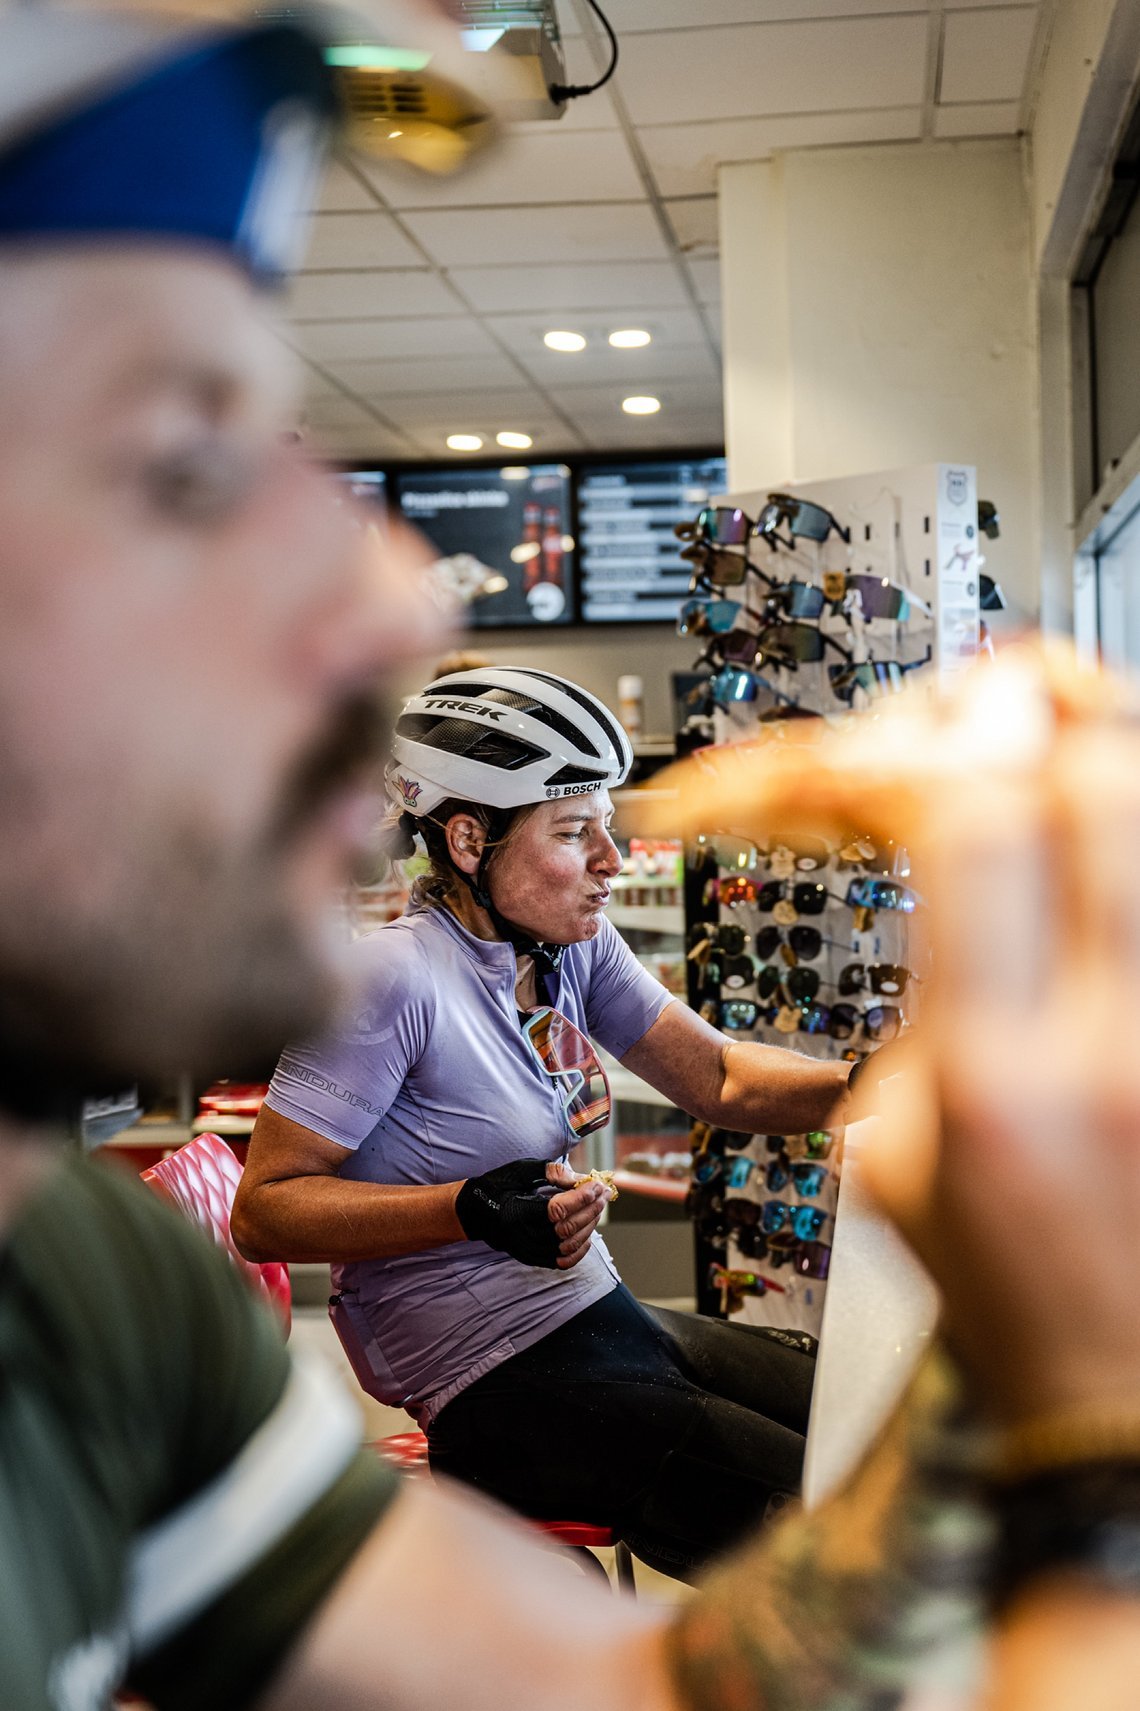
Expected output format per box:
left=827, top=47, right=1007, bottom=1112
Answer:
left=289, top=0, right=1049, bottom=463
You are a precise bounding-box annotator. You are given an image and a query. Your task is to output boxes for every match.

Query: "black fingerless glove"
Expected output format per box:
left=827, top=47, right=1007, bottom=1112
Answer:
left=455, top=1158, right=561, bottom=1269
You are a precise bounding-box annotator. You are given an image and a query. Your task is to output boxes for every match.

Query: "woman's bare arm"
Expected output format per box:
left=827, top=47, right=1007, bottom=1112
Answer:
left=620, top=1000, right=850, bottom=1136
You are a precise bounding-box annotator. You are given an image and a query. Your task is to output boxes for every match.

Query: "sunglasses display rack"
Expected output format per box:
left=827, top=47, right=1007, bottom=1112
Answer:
left=676, top=465, right=975, bottom=1336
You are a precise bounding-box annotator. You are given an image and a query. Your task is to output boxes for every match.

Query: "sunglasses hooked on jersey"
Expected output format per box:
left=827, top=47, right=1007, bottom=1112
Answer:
left=521, top=1008, right=611, bottom=1139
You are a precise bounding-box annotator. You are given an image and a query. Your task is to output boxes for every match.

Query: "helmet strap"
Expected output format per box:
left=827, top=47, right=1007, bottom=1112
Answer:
left=456, top=811, right=566, bottom=978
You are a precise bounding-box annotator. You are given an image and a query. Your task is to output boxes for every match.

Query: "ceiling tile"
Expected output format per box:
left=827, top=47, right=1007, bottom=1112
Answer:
left=512, top=87, right=619, bottom=133
left=306, top=424, right=422, bottom=460
left=933, top=101, right=1023, bottom=139
left=549, top=377, right=723, bottom=415
left=562, top=0, right=928, bottom=27
left=284, top=271, right=461, bottom=320
left=402, top=203, right=668, bottom=268
left=640, top=109, right=924, bottom=197
left=327, top=354, right=529, bottom=395
left=313, top=158, right=378, bottom=212
left=563, top=410, right=726, bottom=453
left=371, top=387, right=554, bottom=430
left=300, top=394, right=387, bottom=430
left=295, top=317, right=500, bottom=363
left=617, top=16, right=928, bottom=126
left=940, top=8, right=1039, bottom=105
left=665, top=197, right=719, bottom=257
left=450, top=260, right=693, bottom=312
left=512, top=342, right=719, bottom=387
left=363, top=128, right=643, bottom=209
left=300, top=211, right=426, bottom=271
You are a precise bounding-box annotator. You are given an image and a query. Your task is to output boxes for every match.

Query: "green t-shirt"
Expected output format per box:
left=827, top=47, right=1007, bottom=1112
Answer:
left=0, top=1150, right=399, bottom=1711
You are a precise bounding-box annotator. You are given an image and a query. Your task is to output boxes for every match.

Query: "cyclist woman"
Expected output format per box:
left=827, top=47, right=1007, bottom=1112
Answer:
left=233, top=666, right=853, bottom=1578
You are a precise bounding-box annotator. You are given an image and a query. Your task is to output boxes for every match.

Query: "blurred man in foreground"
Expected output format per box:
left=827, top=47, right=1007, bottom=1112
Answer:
left=1, top=5, right=1138, bottom=1710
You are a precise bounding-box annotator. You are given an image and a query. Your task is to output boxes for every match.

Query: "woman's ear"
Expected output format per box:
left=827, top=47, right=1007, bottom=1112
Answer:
left=444, top=813, right=487, bottom=876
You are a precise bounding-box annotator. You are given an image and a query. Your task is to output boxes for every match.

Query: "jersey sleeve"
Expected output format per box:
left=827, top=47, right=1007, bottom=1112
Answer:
left=582, top=914, right=675, bottom=1059
left=264, top=925, right=435, bottom=1150
left=29, top=1157, right=400, bottom=1711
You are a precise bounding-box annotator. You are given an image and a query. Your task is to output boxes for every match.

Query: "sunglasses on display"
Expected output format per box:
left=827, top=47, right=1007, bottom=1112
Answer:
left=676, top=596, right=748, bottom=637
left=763, top=1159, right=828, bottom=1197
left=754, top=924, right=827, bottom=962
left=693, top=1152, right=725, bottom=1185
left=827, top=648, right=932, bottom=705
left=676, top=506, right=756, bottom=548
left=796, top=1001, right=903, bottom=1043
left=979, top=570, right=1006, bottom=610
left=844, top=876, right=919, bottom=914
left=714, top=952, right=765, bottom=992
left=720, top=998, right=765, bottom=1030
left=521, top=1008, right=611, bottom=1139
left=838, top=573, right=931, bottom=622
left=755, top=621, right=854, bottom=669
left=756, top=492, right=851, bottom=547
left=760, top=1200, right=828, bottom=1240
left=687, top=920, right=749, bottom=958
left=756, top=880, right=831, bottom=915
left=837, top=962, right=916, bottom=997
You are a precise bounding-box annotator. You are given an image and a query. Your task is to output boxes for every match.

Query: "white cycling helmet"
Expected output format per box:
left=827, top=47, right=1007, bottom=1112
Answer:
left=387, top=667, right=634, bottom=819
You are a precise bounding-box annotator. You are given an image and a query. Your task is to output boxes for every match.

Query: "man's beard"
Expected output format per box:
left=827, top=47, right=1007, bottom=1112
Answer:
left=0, top=692, right=393, bottom=1121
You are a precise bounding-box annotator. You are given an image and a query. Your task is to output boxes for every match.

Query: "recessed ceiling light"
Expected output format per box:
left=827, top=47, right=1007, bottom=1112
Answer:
left=388, top=129, right=403, bottom=139
left=622, top=395, right=661, bottom=416
left=544, top=330, right=587, bottom=353
left=510, top=542, right=542, bottom=564
left=609, top=328, right=651, bottom=348
left=496, top=430, right=533, bottom=449
left=446, top=433, right=484, bottom=451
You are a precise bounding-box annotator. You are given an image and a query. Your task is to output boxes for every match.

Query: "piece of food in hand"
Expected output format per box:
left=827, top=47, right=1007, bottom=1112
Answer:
left=573, top=1168, right=618, bottom=1202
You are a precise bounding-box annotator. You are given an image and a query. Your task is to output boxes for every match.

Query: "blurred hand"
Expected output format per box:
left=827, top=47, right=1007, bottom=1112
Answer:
left=545, top=1162, right=611, bottom=1270
left=862, top=731, right=1140, bottom=1425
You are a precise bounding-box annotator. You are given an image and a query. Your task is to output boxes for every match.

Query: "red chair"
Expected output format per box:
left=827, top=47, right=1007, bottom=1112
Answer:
left=143, top=1134, right=634, bottom=1592
left=369, top=1428, right=635, bottom=1589
left=141, top=1133, right=291, bottom=1333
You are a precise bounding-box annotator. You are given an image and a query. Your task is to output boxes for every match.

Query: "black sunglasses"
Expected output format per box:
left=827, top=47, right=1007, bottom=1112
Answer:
left=756, top=492, right=851, bottom=546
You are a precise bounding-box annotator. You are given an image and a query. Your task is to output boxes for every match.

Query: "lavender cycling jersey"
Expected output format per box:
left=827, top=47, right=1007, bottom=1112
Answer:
left=265, top=903, right=674, bottom=1426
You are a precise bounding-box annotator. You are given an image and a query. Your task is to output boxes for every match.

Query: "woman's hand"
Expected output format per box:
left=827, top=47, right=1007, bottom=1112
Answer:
left=545, top=1162, right=612, bottom=1270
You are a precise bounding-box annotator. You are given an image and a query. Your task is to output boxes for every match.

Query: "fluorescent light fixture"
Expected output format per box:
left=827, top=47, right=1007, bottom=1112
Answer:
left=446, top=433, right=484, bottom=451
left=544, top=330, right=587, bottom=353
left=496, top=431, right=533, bottom=449
left=499, top=466, right=531, bottom=480
left=510, top=542, right=542, bottom=564
left=622, top=395, right=661, bottom=415
left=609, top=328, right=651, bottom=348
left=325, top=45, right=433, bottom=71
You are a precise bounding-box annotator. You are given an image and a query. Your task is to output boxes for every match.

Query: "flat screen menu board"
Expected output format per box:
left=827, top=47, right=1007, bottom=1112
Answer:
left=394, top=464, right=574, bottom=628
left=578, top=457, right=728, bottom=622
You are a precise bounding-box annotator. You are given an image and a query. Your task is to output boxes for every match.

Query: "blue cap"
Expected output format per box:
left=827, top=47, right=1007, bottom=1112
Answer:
left=0, top=21, right=339, bottom=284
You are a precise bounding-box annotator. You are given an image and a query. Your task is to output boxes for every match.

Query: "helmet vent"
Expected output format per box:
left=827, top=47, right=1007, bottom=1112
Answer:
left=428, top=680, right=602, bottom=759
left=545, top=765, right=605, bottom=789
left=527, top=671, right=623, bottom=761
left=398, top=713, right=544, bottom=771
